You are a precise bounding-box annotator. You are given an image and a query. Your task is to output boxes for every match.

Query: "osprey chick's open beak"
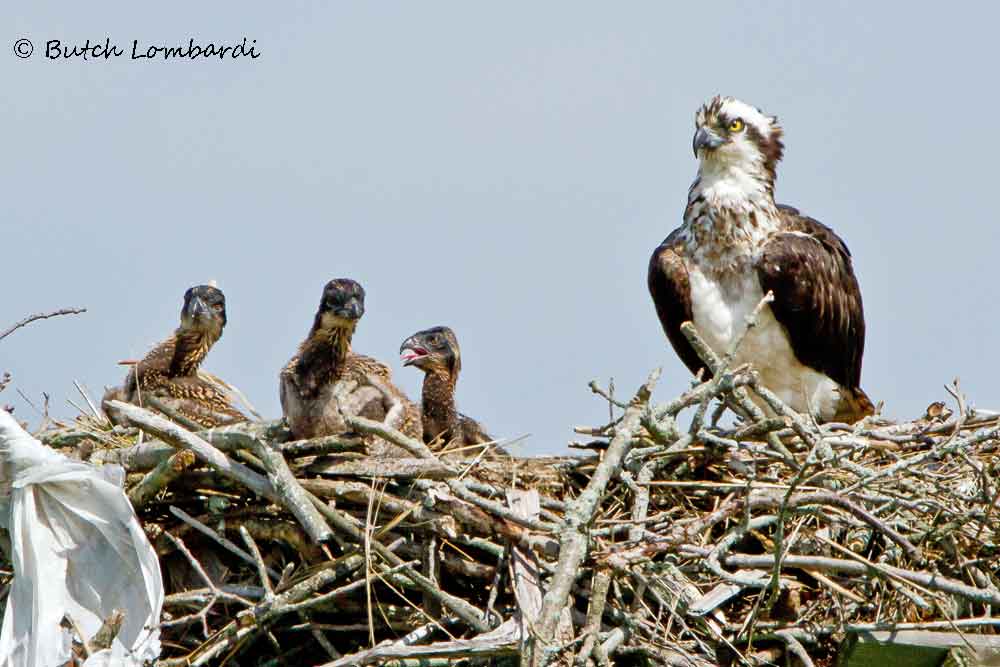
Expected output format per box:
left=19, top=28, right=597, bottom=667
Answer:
left=693, top=126, right=724, bottom=156
left=399, top=337, right=428, bottom=366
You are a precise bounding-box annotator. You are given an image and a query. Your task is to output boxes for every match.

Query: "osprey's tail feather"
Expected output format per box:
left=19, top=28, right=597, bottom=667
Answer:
left=834, top=387, right=875, bottom=423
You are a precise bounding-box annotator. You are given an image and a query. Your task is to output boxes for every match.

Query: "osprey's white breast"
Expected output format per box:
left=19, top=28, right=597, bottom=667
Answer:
left=687, top=262, right=840, bottom=420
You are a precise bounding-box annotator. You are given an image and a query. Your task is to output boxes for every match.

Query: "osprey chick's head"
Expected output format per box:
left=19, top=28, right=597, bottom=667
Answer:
left=693, top=96, right=784, bottom=183
left=400, top=326, right=461, bottom=376
left=315, top=278, right=366, bottom=332
left=180, top=285, right=227, bottom=335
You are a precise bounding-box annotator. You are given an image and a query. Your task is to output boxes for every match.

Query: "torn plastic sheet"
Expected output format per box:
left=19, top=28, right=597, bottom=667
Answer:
left=0, top=410, right=163, bottom=667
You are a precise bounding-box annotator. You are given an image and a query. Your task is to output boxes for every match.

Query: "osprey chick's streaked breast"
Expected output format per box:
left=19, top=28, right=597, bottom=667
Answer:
left=648, top=96, right=872, bottom=422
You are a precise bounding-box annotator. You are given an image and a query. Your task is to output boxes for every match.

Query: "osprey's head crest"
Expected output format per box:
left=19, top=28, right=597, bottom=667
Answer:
left=694, top=96, right=784, bottom=184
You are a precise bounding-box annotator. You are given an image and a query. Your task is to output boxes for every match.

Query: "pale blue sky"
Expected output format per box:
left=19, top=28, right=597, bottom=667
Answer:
left=3, top=2, right=998, bottom=453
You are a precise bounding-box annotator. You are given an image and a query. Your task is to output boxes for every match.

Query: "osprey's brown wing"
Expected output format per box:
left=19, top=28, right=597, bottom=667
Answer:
left=146, top=386, right=247, bottom=429
left=278, top=356, right=298, bottom=421
left=757, top=205, right=865, bottom=391
left=647, top=228, right=708, bottom=378
left=103, top=336, right=176, bottom=425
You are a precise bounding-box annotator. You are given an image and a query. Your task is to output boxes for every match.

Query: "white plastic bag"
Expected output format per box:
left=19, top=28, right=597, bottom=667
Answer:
left=0, top=410, right=163, bottom=667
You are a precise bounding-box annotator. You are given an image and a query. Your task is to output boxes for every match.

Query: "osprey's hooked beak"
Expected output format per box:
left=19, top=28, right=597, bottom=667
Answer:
left=693, top=126, right=724, bottom=156
left=191, top=296, right=209, bottom=318
left=188, top=296, right=211, bottom=321
left=334, top=299, right=364, bottom=320
left=399, top=336, right=428, bottom=367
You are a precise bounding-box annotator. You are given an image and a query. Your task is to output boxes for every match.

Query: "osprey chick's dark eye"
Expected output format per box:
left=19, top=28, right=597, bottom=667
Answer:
left=649, top=96, right=872, bottom=423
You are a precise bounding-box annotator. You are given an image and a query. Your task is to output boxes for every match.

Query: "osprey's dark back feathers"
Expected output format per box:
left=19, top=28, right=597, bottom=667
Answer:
left=759, top=205, right=865, bottom=391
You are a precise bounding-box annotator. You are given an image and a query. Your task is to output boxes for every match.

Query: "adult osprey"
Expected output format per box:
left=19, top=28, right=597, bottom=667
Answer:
left=647, top=96, right=872, bottom=422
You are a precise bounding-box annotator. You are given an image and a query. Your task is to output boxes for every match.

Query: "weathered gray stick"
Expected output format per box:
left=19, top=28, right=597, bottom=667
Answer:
left=343, top=414, right=440, bottom=460
left=527, top=370, right=658, bottom=667
left=307, top=456, right=456, bottom=479
left=280, top=433, right=365, bottom=457
left=107, top=400, right=278, bottom=501
left=319, top=619, right=519, bottom=667
left=678, top=549, right=1000, bottom=607
left=574, top=569, right=611, bottom=667
left=128, top=449, right=195, bottom=509
left=248, top=437, right=335, bottom=545
left=91, top=417, right=288, bottom=470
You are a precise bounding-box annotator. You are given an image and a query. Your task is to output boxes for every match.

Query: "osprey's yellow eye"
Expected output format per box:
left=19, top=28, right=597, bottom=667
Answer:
left=728, top=118, right=744, bottom=133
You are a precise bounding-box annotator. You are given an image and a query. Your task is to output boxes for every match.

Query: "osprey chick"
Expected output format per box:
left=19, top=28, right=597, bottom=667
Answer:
left=103, top=285, right=247, bottom=428
left=399, top=326, right=493, bottom=450
left=648, top=96, right=872, bottom=422
left=280, top=279, right=421, bottom=443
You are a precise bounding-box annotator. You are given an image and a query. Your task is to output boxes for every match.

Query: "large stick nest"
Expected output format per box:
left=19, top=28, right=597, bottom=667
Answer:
left=18, top=347, right=1000, bottom=667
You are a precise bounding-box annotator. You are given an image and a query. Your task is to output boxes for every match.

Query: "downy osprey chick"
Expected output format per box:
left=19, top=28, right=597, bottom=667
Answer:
left=102, top=285, right=247, bottom=428
left=648, top=96, right=872, bottom=422
left=280, top=279, right=421, bottom=442
left=399, top=326, right=493, bottom=450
